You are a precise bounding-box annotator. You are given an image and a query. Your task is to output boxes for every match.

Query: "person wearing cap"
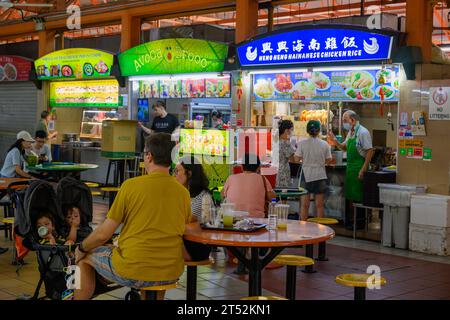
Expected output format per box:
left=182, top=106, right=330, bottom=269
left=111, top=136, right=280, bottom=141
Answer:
left=138, top=100, right=180, bottom=135
left=36, top=111, right=58, bottom=140
left=328, top=110, right=374, bottom=229
left=294, top=120, right=332, bottom=221
left=276, top=120, right=296, bottom=188
left=0, top=131, right=34, bottom=179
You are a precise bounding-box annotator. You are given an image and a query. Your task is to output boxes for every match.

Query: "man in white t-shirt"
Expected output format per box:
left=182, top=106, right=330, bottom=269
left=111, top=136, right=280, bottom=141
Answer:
left=294, top=120, right=332, bottom=221
left=32, top=130, right=52, bottom=163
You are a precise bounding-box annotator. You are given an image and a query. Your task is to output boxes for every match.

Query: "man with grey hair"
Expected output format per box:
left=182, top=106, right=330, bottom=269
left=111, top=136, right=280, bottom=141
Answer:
left=329, top=110, right=374, bottom=228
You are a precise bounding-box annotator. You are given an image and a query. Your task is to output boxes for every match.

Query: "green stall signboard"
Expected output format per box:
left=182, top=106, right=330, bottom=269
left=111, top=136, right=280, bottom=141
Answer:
left=35, top=48, right=113, bottom=80
left=118, top=39, right=228, bottom=76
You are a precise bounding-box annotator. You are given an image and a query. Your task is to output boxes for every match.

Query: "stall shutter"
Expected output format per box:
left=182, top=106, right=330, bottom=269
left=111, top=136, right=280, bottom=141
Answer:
left=0, top=82, right=37, bottom=165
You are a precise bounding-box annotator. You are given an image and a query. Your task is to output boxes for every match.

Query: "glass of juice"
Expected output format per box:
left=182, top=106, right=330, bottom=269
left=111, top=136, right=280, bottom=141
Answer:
left=276, top=204, right=289, bottom=230
left=223, top=213, right=234, bottom=227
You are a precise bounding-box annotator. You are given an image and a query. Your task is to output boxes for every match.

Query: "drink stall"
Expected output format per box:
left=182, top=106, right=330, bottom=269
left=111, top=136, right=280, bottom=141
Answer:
left=118, top=38, right=233, bottom=134
left=34, top=48, right=123, bottom=183
left=236, top=26, right=402, bottom=226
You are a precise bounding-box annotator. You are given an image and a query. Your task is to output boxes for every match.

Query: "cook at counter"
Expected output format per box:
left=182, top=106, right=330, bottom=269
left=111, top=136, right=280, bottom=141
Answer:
left=138, top=100, right=180, bottom=135
left=36, top=111, right=58, bottom=140
left=328, top=110, right=374, bottom=227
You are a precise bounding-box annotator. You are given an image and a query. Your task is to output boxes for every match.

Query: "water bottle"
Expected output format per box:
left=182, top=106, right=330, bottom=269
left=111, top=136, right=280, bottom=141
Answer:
left=268, top=199, right=278, bottom=230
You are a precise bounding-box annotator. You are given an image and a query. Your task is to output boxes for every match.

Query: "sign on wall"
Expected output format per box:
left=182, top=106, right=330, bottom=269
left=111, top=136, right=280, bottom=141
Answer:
left=252, top=66, right=399, bottom=102
left=118, top=39, right=228, bottom=76
left=237, top=28, right=393, bottom=67
left=429, top=87, right=450, bottom=120
left=0, top=55, right=32, bottom=81
left=35, top=48, right=113, bottom=80
left=49, top=79, right=119, bottom=107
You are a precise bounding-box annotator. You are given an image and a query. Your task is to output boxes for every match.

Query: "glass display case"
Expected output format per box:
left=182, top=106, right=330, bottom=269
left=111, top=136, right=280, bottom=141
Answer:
left=80, top=109, right=119, bottom=139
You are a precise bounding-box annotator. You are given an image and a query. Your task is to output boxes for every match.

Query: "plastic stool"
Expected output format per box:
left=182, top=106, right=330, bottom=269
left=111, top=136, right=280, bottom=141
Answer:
left=185, top=258, right=214, bottom=300
left=273, top=255, right=314, bottom=300
left=307, top=217, right=338, bottom=261
left=335, top=274, right=386, bottom=300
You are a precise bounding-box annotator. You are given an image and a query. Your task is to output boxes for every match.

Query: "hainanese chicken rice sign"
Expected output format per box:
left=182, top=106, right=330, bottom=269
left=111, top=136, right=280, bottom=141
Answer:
left=118, top=39, right=229, bottom=76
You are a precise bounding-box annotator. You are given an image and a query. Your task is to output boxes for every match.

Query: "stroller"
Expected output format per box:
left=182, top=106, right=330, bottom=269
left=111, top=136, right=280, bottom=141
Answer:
left=14, top=177, right=117, bottom=300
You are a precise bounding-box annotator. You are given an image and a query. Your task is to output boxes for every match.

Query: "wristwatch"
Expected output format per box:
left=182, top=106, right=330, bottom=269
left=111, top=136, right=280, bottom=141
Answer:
left=78, top=241, right=87, bottom=253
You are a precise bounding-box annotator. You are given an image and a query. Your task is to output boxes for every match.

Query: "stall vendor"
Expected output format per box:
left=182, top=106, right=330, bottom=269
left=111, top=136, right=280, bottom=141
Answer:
left=36, top=111, right=57, bottom=140
left=211, top=110, right=223, bottom=129
left=138, top=100, right=180, bottom=135
left=328, top=110, right=374, bottom=227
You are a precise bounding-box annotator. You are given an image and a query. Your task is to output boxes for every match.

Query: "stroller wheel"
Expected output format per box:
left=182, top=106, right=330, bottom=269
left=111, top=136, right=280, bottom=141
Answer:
left=124, top=289, right=141, bottom=301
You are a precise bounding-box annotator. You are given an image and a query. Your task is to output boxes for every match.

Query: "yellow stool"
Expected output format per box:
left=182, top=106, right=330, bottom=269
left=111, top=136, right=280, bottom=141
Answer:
left=272, top=255, right=314, bottom=300
left=185, top=258, right=214, bottom=300
left=241, top=296, right=287, bottom=300
left=139, top=162, right=147, bottom=175
left=85, top=182, right=100, bottom=188
left=91, top=191, right=102, bottom=197
left=125, top=282, right=177, bottom=300
left=307, top=217, right=338, bottom=261
left=101, top=187, right=120, bottom=208
left=335, top=274, right=386, bottom=300
left=1, top=217, right=14, bottom=241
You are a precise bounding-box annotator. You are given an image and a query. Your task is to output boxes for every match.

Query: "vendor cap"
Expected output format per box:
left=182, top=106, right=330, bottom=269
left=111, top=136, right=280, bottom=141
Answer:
left=306, top=120, right=321, bottom=134
left=17, top=131, right=35, bottom=142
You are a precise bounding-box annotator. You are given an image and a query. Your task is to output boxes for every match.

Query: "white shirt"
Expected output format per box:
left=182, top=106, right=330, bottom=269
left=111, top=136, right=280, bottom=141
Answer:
left=343, top=124, right=372, bottom=158
left=295, top=137, right=332, bottom=183
left=31, top=143, right=52, bottom=162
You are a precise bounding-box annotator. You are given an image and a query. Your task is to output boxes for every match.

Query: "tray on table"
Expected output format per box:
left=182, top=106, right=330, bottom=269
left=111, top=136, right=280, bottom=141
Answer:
left=200, top=223, right=267, bottom=232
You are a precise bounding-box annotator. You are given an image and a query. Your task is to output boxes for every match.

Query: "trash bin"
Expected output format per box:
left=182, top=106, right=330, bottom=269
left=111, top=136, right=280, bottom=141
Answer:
left=378, top=183, right=427, bottom=249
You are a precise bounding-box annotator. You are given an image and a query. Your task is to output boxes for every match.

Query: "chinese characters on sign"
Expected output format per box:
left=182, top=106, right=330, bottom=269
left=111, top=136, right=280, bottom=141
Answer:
left=238, top=28, right=393, bottom=66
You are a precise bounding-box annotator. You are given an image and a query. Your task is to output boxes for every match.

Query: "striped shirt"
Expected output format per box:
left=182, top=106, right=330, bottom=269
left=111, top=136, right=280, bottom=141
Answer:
left=191, top=190, right=213, bottom=220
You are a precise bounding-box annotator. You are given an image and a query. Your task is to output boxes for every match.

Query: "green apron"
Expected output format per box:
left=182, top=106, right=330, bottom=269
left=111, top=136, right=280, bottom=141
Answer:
left=345, top=125, right=365, bottom=202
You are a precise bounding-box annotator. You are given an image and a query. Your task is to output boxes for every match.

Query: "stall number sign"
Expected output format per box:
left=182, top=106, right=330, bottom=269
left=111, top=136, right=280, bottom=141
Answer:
left=237, top=28, right=393, bottom=67
left=429, top=87, right=450, bottom=120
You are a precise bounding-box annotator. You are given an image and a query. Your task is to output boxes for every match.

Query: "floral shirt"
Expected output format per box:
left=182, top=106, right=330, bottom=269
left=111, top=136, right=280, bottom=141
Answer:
left=276, top=140, right=295, bottom=188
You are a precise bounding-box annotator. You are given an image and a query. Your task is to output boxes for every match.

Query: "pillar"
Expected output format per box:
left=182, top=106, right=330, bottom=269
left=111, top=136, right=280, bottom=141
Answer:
left=235, top=0, right=259, bottom=43
left=405, top=0, right=433, bottom=63
left=38, top=30, right=56, bottom=57
left=121, top=15, right=141, bottom=52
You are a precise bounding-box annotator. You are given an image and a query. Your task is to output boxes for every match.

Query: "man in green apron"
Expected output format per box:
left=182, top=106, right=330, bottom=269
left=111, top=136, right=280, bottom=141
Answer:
left=329, top=110, right=374, bottom=228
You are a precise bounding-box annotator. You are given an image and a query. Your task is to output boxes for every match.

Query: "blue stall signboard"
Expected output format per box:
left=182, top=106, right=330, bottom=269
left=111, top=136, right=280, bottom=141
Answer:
left=252, top=66, right=400, bottom=102
left=237, top=28, right=393, bottom=67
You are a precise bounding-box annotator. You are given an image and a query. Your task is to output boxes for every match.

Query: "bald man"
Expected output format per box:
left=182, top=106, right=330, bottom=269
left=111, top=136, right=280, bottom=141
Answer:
left=329, top=110, right=374, bottom=227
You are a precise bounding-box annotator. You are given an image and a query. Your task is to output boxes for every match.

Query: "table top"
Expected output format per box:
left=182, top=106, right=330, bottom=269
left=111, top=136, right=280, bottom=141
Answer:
left=29, top=163, right=99, bottom=172
left=275, top=189, right=308, bottom=198
left=0, top=178, right=30, bottom=190
left=184, top=219, right=335, bottom=247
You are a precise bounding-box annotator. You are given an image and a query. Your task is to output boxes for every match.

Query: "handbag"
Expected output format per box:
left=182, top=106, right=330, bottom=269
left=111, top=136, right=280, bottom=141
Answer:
left=261, top=175, right=270, bottom=217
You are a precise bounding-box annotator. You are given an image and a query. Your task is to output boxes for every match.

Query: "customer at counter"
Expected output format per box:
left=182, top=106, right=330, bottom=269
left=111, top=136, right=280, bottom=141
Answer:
left=36, top=111, right=57, bottom=140
left=295, top=120, right=332, bottom=221
left=138, top=100, right=180, bottom=135
left=32, top=130, right=52, bottom=163
left=276, top=120, right=296, bottom=188
left=0, top=131, right=34, bottom=179
left=328, top=110, right=374, bottom=228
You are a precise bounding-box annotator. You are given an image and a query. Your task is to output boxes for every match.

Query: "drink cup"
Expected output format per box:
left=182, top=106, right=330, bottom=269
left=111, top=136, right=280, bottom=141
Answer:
left=276, top=204, right=289, bottom=230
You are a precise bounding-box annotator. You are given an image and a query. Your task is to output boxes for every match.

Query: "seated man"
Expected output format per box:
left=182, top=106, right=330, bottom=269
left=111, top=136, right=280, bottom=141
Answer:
left=32, top=130, right=52, bottom=163
left=74, top=133, right=192, bottom=300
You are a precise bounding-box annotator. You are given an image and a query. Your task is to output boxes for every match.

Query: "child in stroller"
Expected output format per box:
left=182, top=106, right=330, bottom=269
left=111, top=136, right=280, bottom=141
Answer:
left=14, top=177, right=117, bottom=300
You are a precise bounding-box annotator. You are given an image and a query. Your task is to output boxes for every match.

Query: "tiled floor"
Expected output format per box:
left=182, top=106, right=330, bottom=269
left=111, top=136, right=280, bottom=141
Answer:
left=0, top=199, right=449, bottom=300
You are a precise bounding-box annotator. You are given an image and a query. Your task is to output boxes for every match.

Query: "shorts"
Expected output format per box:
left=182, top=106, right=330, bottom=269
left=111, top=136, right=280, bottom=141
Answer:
left=89, top=246, right=177, bottom=289
left=300, top=173, right=329, bottom=195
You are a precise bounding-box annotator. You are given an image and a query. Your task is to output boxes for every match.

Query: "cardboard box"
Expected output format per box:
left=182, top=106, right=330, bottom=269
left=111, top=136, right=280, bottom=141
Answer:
left=101, top=120, right=137, bottom=159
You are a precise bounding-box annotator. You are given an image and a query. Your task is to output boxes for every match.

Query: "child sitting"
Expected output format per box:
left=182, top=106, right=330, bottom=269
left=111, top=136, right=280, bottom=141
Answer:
left=36, top=212, right=66, bottom=245
left=62, top=205, right=92, bottom=245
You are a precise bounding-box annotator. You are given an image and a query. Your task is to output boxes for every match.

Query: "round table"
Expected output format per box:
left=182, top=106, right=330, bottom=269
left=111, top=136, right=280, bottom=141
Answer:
left=28, top=163, right=99, bottom=180
left=184, top=219, right=335, bottom=296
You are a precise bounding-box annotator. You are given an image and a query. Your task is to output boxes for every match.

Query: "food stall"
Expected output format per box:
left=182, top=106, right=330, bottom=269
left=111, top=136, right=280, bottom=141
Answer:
left=118, top=38, right=233, bottom=131
left=236, top=26, right=402, bottom=223
left=34, top=48, right=124, bottom=183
